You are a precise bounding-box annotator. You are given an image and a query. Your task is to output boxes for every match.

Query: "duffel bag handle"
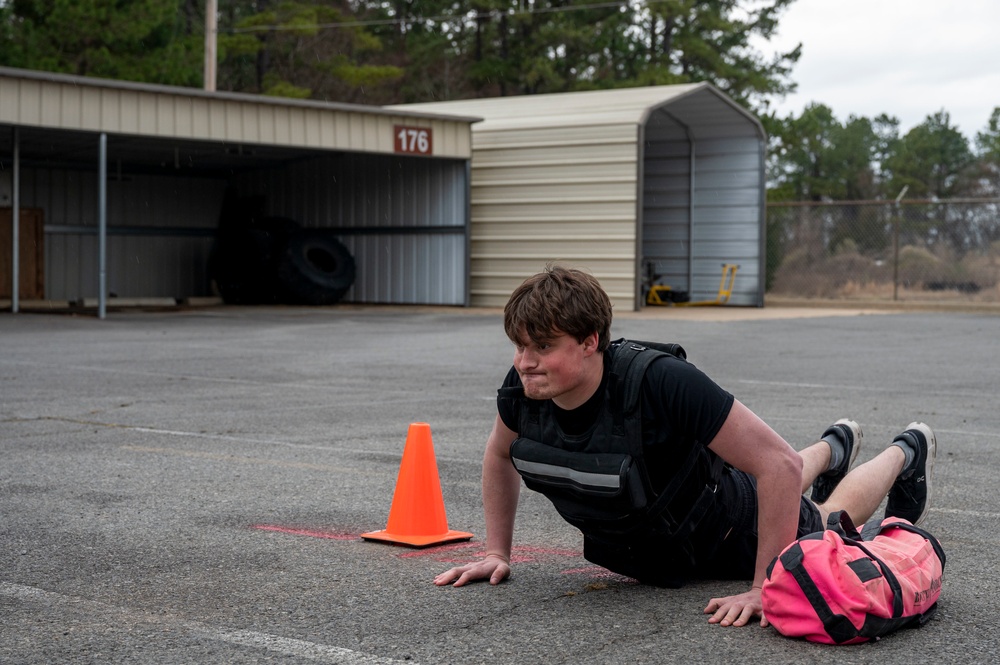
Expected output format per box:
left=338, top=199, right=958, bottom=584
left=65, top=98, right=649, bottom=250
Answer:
left=860, top=519, right=947, bottom=569
left=826, top=510, right=861, bottom=539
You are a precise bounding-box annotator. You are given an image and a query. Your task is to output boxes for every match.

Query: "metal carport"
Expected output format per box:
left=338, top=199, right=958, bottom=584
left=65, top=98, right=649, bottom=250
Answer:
left=393, top=84, right=767, bottom=310
left=0, top=66, right=479, bottom=317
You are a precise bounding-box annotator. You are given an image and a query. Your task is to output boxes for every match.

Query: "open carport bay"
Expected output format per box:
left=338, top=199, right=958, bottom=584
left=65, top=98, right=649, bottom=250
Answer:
left=1, top=306, right=998, bottom=664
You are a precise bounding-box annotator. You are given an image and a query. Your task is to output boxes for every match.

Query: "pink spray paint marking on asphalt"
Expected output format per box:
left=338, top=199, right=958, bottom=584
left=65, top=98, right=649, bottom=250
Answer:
left=252, top=525, right=616, bottom=579
left=252, top=525, right=586, bottom=563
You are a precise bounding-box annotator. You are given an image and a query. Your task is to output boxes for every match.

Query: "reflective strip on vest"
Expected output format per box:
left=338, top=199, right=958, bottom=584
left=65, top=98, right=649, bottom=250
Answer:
left=512, top=458, right=621, bottom=490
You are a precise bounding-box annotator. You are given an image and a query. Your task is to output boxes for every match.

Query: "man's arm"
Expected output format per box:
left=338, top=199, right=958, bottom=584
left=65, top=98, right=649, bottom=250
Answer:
left=702, top=399, right=804, bottom=627
left=434, top=414, right=521, bottom=587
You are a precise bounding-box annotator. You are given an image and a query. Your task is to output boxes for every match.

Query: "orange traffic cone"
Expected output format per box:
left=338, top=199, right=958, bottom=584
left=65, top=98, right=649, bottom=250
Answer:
left=362, top=422, right=474, bottom=548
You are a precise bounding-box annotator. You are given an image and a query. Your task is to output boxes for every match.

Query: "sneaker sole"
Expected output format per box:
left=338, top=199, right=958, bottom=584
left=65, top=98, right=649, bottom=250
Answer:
left=810, top=418, right=863, bottom=503
left=906, top=421, right=936, bottom=525
left=838, top=418, right=863, bottom=470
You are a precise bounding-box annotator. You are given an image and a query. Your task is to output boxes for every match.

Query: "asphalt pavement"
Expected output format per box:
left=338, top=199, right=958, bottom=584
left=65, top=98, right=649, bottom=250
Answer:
left=2, top=304, right=998, bottom=664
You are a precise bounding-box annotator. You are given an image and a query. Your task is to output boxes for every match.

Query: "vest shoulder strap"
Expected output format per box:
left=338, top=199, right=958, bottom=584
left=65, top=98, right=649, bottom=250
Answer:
left=632, top=340, right=687, bottom=361
left=608, top=338, right=685, bottom=437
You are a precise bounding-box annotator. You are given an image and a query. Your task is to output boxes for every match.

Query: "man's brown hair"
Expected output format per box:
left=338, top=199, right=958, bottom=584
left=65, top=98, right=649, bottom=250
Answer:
left=503, top=265, right=613, bottom=351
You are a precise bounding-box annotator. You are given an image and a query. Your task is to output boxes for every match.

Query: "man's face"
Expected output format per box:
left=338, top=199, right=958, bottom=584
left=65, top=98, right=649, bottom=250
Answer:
left=512, top=329, right=600, bottom=407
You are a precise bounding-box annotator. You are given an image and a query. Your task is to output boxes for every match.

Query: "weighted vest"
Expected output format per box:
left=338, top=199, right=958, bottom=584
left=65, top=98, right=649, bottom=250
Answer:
left=502, top=338, right=725, bottom=543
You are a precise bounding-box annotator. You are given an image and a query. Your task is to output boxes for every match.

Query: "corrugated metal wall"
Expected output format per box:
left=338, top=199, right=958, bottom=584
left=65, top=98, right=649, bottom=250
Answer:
left=15, top=153, right=469, bottom=305
left=469, top=124, right=639, bottom=308
left=233, top=153, right=469, bottom=305
left=15, top=168, right=225, bottom=300
left=641, top=103, right=764, bottom=306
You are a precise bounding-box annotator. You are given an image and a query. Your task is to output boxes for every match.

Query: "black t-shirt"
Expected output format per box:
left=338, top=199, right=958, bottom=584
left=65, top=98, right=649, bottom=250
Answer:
left=497, top=349, right=735, bottom=495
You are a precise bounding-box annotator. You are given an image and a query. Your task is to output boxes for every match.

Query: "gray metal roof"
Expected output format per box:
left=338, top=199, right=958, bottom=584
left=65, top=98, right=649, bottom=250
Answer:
left=391, top=82, right=764, bottom=137
left=0, top=66, right=481, bottom=123
left=0, top=66, right=480, bottom=175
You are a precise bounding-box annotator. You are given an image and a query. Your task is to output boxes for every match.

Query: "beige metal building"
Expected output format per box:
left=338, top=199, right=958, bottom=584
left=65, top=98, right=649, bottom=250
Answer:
left=393, top=84, right=767, bottom=310
left=0, top=66, right=479, bottom=315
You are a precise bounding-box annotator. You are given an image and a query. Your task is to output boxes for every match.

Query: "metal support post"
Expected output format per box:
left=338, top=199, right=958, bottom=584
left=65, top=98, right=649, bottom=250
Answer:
left=99, top=133, right=108, bottom=319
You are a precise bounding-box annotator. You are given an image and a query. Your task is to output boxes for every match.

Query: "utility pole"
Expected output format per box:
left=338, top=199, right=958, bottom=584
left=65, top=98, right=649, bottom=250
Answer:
left=892, top=185, right=909, bottom=301
left=204, top=0, right=218, bottom=91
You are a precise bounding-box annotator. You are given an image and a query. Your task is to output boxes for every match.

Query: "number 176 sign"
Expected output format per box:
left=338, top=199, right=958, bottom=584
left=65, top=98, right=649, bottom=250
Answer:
left=394, top=125, right=433, bottom=155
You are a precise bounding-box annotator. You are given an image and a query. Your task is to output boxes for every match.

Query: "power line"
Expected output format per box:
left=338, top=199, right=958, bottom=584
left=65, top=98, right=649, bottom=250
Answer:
left=227, top=1, right=655, bottom=34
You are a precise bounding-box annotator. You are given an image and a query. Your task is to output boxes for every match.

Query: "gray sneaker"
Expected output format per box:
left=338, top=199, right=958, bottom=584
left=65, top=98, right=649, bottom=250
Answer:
left=810, top=419, right=863, bottom=504
left=885, top=422, right=936, bottom=525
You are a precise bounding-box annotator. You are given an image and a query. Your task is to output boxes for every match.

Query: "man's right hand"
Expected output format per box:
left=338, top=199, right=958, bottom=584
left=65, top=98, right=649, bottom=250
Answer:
left=433, top=554, right=511, bottom=587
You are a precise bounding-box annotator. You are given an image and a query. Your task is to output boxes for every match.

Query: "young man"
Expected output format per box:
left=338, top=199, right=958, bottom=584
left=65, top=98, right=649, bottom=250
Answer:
left=434, top=266, right=936, bottom=628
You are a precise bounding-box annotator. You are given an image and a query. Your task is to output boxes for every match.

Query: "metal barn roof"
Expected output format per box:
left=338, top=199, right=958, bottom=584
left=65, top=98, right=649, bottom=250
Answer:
left=0, top=67, right=477, bottom=163
left=394, top=82, right=763, bottom=135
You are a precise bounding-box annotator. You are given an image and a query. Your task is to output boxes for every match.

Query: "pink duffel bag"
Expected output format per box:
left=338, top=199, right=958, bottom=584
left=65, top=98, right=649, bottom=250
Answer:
left=761, top=510, right=945, bottom=644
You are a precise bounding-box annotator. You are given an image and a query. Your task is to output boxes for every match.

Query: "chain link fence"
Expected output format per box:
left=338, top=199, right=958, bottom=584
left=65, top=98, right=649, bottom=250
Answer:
left=766, top=200, right=1000, bottom=303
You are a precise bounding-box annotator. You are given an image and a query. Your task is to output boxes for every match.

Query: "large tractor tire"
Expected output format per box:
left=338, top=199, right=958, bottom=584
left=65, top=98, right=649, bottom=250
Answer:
left=276, top=229, right=356, bottom=306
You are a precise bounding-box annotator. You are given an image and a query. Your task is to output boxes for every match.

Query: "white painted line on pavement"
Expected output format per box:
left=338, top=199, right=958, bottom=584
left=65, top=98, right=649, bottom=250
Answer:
left=10, top=416, right=478, bottom=465
left=0, top=582, right=415, bottom=664
left=730, top=377, right=989, bottom=400
left=187, top=628, right=415, bottom=664
left=122, top=425, right=478, bottom=465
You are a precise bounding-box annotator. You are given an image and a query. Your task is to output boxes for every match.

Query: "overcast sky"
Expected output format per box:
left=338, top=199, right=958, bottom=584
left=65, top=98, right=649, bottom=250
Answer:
left=756, top=0, right=1000, bottom=143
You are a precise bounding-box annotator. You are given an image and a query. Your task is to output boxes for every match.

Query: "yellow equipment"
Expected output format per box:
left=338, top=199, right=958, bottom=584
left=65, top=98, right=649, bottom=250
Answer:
left=645, top=263, right=739, bottom=307
left=645, top=283, right=687, bottom=306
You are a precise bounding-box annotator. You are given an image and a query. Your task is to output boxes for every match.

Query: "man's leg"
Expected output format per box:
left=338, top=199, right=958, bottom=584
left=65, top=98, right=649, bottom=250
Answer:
left=798, top=441, right=831, bottom=494
left=817, top=446, right=906, bottom=525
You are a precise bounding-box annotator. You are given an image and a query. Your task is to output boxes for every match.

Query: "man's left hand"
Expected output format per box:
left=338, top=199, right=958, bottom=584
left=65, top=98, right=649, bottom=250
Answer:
left=703, top=587, right=767, bottom=627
